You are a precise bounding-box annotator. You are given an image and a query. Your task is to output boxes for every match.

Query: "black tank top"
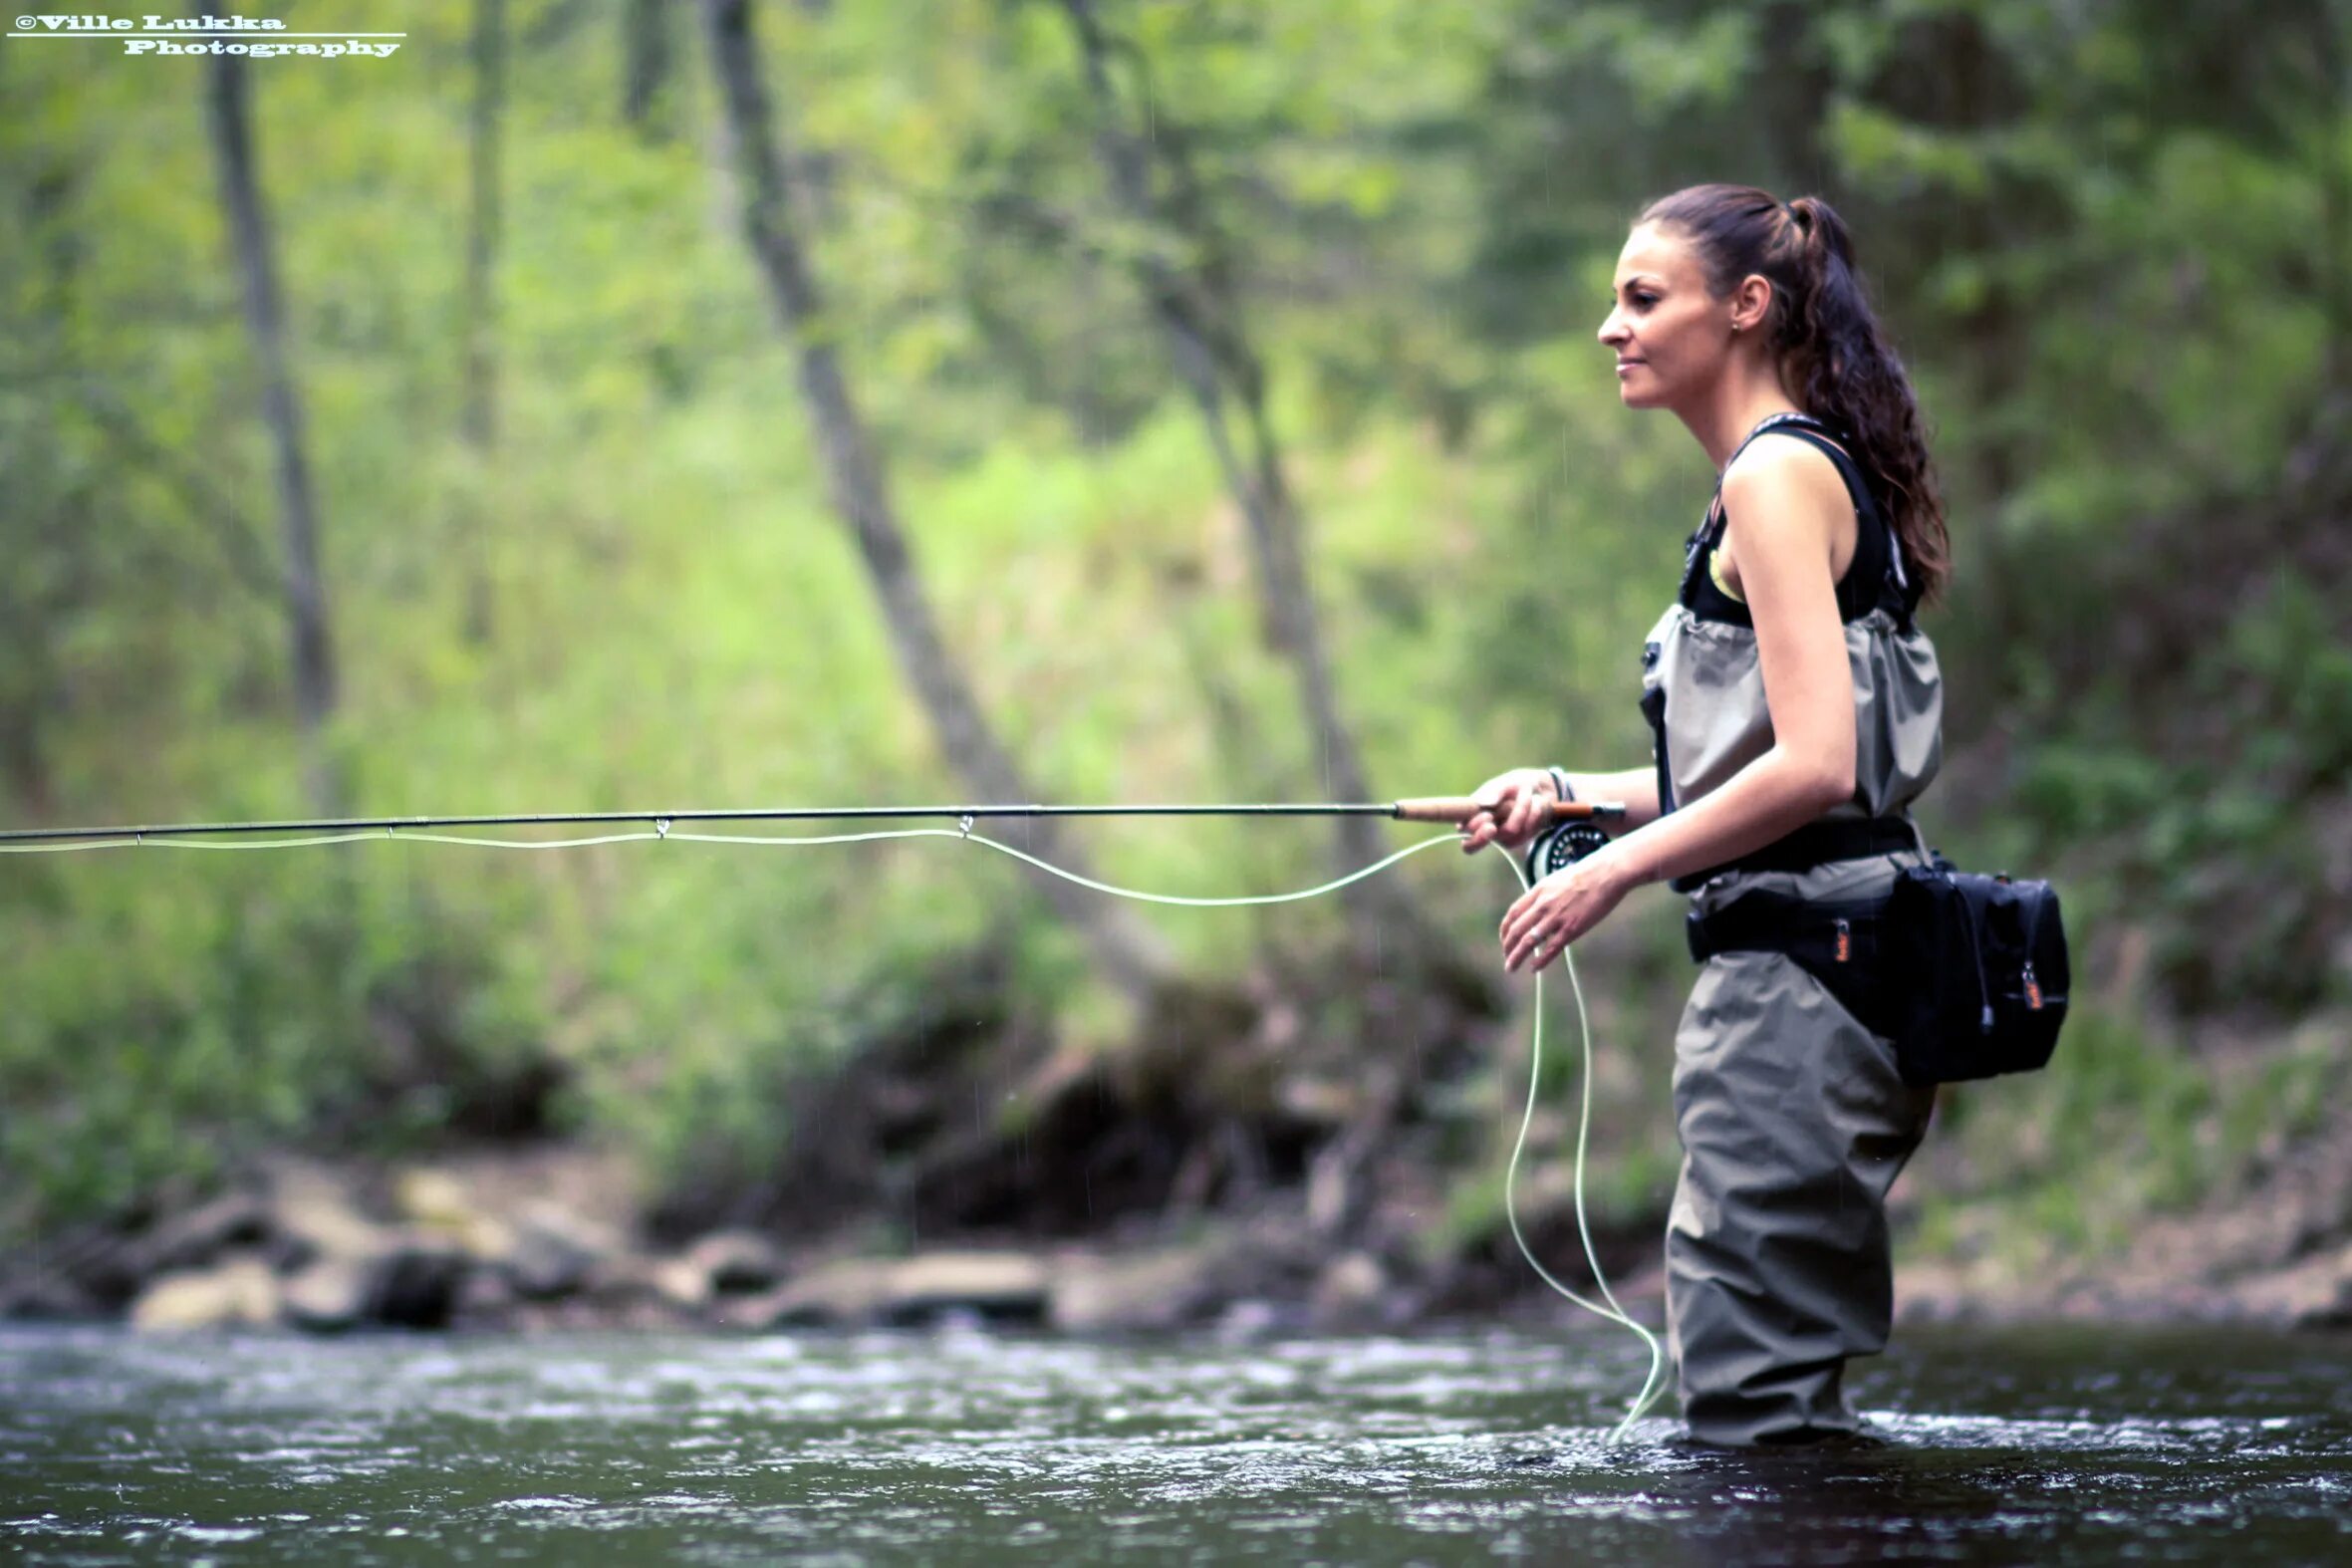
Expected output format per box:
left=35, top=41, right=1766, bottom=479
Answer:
left=1679, top=412, right=1914, bottom=629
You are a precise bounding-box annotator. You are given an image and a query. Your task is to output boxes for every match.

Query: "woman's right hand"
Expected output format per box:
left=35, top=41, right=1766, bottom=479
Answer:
left=1459, top=767, right=1560, bottom=855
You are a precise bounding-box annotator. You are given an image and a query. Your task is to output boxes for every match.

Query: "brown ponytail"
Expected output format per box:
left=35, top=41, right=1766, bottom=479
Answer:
left=1639, top=184, right=1952, bottom=606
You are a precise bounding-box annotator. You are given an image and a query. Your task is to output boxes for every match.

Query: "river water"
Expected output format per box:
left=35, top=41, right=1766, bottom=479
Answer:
left=3, top=1318, right=2348, bottom=1564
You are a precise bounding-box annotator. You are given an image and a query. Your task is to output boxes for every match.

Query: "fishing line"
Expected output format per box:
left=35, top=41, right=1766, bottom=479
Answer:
left=1, top=819, right=1668, bottom=1440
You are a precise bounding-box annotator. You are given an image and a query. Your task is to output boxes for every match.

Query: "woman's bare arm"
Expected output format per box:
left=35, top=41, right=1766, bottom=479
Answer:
left=1600, top=439, right=1858, bottom=892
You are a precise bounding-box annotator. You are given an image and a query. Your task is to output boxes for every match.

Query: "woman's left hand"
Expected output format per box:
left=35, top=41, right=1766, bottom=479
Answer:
left=1500, top=850, right=1634, bottom=973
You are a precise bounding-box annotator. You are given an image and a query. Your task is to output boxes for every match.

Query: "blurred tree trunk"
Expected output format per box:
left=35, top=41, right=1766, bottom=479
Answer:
left=1056, top=1, right=1475, bottom=1238
left=699, top=0, right=1171, bottom=1009
left=0, top=163, right=86, bottom=818
left=1754, top=0, right=1835, bottom=189
left=622, top=0, right=672, bottom=135
left=203, top=50, right=344, bottom=816
left=1056, top=0, right=1432, bottom=960
left=462, top=0, right=507, bottom=646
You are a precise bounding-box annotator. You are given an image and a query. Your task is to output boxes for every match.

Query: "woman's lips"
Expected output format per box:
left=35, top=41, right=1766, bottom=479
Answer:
left=1616, top=360, right=1645, bottom=377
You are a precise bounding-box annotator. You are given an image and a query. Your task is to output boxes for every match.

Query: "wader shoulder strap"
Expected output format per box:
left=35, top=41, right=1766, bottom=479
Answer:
left=1678, top=412, right=1918, bottom=631
left=1743, top=419, right=1916, bottom=630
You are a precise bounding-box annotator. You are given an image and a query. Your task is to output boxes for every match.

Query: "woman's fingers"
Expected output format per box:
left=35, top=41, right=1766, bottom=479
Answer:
left=1499, top=889, right=1542, bottom=957
left=1500, top=857, right=1629, bottom=973
left=1501, top=881, right=1580, bottom=971
left=1465, top=769, right=1564, bottom=857
left=1462, top=779, right=1522, bottom=854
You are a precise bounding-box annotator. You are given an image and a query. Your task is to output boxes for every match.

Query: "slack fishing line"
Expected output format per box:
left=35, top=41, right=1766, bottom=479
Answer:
left=0, top=800, right=1668, bottom=1441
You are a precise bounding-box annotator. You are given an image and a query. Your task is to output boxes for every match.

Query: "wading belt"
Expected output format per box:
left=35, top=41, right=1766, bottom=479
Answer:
left=1668, top=816, right=1921, bottom=895
left=1684, top=887, right=1900, bottom=1040
left=1685, top=888, right=1888, bottom=964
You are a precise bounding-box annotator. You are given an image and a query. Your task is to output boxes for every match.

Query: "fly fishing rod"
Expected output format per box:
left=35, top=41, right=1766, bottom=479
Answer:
left=0, top=790, right=1669, bottom=1437
left=0, top=796, right=1624, bottom=846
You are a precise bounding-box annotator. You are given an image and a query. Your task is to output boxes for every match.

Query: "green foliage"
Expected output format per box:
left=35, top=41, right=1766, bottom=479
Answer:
left=0, top=849, right=556, bottom=1237
left=0, top=0, right=2341, bottom=1255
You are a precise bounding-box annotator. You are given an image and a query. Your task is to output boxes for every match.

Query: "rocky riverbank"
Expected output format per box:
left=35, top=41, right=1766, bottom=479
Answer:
left=0, top=1146, right=1474, bottom=1338
left=8, top=1123, right=2352, bottom=1338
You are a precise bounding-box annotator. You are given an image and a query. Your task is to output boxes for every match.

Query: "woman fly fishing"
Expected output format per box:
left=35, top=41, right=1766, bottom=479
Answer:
left=1460, top=182, right=1954, bottom=1447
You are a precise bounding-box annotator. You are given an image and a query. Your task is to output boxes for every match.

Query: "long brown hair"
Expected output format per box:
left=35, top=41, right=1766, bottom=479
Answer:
left=1639, top=183, right=1951, bottom=605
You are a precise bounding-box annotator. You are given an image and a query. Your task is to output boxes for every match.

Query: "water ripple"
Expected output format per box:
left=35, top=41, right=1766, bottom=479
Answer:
left=3, top=1321, right=2349, bottom=1564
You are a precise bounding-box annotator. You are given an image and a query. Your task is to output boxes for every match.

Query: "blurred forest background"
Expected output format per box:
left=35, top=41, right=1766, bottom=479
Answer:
left=2, top=0, right=2346, bottom=1313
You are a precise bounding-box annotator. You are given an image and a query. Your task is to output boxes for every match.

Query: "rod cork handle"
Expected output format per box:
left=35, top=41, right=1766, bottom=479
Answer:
left=1392, top=796, right=1626, bottom=824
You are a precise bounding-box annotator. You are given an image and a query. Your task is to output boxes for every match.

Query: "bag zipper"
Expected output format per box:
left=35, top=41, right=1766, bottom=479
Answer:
left=2018, top=889, right=2045, bottom=1011
left=1960, top=876, right=1993, bottom=1033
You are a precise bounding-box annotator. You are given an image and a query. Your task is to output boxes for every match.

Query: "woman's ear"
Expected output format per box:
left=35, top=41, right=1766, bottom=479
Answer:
left=1731, top=273, right=1775, bottom=335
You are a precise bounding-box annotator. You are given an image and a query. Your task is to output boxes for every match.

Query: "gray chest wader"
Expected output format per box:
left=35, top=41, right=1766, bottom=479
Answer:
left=1639, top=413, right=1945, bottom=1446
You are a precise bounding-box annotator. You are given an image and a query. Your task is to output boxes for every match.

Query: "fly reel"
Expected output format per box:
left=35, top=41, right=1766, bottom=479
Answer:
left=1525, top=818, right=1610, bottom=881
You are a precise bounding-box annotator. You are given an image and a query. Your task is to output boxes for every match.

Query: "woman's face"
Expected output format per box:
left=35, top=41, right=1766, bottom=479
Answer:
left=1597, top=221, right=1728, bottom=411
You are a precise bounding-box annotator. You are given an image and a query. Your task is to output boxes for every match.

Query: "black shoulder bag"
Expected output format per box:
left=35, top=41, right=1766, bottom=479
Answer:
left=1681, top=850, right=2072, bottom=1087
left=1877, top=855, right=2071, bottom=1085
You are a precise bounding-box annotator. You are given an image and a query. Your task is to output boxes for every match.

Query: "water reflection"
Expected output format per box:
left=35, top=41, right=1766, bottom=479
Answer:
left=1621, top=1442, right=2048, bottom=1567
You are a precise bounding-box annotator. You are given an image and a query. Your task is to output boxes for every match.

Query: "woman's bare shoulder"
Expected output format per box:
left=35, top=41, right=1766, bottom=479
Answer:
left=1722, top=430, right=1848, bottom=508
left=1716, top=432, right=1856, bottom=592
